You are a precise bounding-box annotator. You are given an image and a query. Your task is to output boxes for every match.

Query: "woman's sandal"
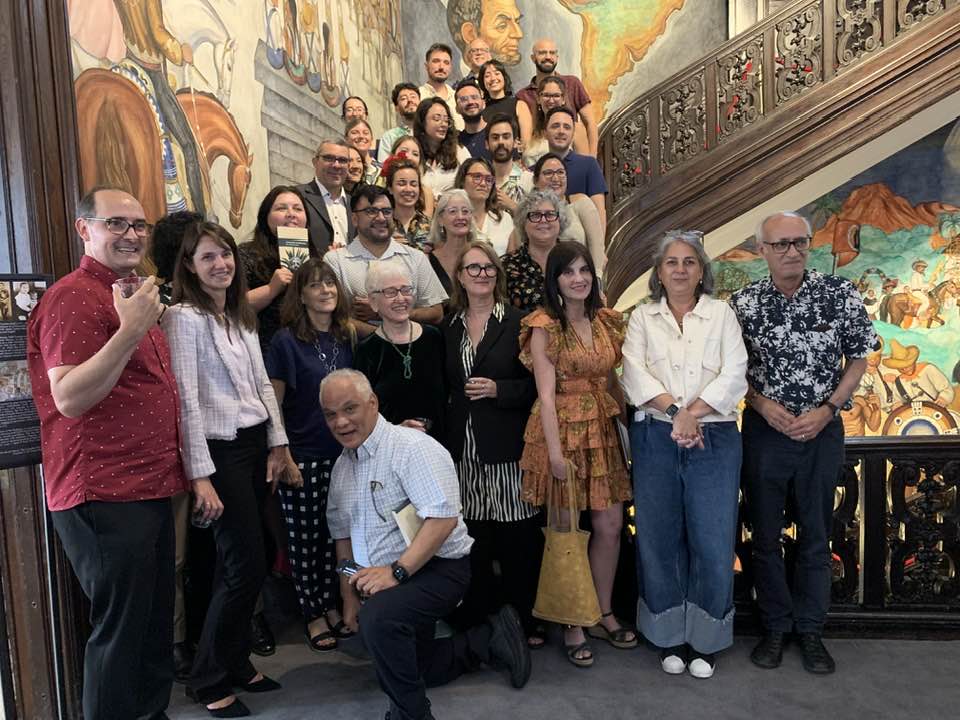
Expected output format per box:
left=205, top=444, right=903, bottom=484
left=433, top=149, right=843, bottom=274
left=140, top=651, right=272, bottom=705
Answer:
left=527, top=624, right=547, bottom=650
left=586, top=611, right=639, bottom=649
left=305, top=619, right=338, bottom=652
left=326, top=612, right=356, bottom=639
left=563, top=625, right=594, bottom=668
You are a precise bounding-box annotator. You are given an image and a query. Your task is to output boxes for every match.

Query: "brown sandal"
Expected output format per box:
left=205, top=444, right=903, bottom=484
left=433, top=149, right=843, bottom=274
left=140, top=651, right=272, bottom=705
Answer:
left=587, top=612, right=638, bottom=649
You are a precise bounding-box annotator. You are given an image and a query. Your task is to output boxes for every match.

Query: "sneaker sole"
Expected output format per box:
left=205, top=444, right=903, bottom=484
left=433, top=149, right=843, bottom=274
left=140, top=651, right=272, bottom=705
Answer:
left=495, top=606, right=532, bottom=688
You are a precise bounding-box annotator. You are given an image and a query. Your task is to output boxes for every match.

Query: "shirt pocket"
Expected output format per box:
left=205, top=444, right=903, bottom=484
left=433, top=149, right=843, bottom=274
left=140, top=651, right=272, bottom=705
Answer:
left=702, top=338, right=722, bottom=375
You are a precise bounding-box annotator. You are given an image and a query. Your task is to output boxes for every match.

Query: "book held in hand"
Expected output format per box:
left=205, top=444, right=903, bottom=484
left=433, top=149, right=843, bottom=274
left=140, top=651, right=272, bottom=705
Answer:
left=277, top=226, right=310, bottom=270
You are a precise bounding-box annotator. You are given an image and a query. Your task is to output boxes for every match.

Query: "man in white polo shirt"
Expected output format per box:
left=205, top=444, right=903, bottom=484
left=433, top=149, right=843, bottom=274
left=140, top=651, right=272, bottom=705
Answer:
left=324, top=185, right=446, bottom=330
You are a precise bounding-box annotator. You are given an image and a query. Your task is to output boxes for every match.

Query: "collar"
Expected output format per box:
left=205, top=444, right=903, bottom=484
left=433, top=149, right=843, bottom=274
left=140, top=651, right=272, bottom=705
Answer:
left=344, top=237, right=409, bottom=260
left=760, top=268, right=817, bottom=300
left=498, top=162, right=524, bottom=182
left=315, top=180, right=346, bottom=204
left=646, top=294, right=714, bottom=320
left=353, top=414, right=388, bottom=460
left=453, top=301, right=505, bottom=325
left=556, top=147, right=574, bottom=160
left=80, top=255, right=126, bottom=287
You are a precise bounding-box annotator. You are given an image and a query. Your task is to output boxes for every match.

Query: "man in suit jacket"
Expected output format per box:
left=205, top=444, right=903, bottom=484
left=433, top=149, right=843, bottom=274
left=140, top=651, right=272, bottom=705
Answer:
left=297, top=139, right=355, bottom=255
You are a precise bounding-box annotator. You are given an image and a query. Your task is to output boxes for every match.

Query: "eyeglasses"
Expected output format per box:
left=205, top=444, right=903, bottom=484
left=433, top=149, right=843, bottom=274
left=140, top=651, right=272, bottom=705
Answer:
left=539, top=92, right=563, bottom=100
left=540, top=169, right=566, bottom=179
left=443, top=206, right=473, bottom=217
left=527, top=210, right=560, bottom=223
left=465, top=172, right=494, bottom=185
left=357, top=206, right=394, bottom=219
left=464, top=263, right=498, bottom=278
left=318, top=154, right=350, bottom=164
left=371, top=285, right=413, bottom=298
left=763, top=236, right=811, bottom=254
left=84, top=217, right=152, bottom=237
left=457, top=94, right=482, bottom=104
left=427, top=114, right=450, bottom=125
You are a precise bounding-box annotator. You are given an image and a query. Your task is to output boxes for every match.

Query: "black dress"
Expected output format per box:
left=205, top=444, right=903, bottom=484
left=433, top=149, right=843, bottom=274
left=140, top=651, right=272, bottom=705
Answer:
left=353, top=323, right=446, bottom=440
left=482, top=95, right=519, bottom=125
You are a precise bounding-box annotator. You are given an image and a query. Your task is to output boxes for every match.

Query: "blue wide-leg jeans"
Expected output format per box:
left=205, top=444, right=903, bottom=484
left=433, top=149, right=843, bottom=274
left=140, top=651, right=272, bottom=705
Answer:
left=630, top=416, right=742, bottom=653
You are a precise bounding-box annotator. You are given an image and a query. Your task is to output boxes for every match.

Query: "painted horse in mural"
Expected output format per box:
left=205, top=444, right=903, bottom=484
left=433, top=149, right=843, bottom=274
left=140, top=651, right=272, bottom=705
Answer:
left=880, top=280, right=960, bottom=328
left=165, top=0, right=238, bottom=108
left=74, top=68, right=252, bottom=227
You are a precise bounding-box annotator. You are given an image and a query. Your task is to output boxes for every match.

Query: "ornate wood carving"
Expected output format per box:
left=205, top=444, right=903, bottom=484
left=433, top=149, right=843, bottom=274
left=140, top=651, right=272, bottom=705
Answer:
left=836, top=0, right=884, bottom=67
left=659, top=71, right=706, bottom=172
left=717, top=36, right=764, bottom=142
left=774, top=4, right=823, bottom=105
left=831, top=458, right=862, bottom=604
left=611, top=103, right=651, bottom=197
left=897, top=0, right=946, bottom=31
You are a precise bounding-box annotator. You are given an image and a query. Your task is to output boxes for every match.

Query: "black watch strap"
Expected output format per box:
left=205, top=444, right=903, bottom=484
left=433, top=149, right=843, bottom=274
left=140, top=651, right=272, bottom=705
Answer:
left=391, top=561, right=410, bottom=584
left=824, top=400, right=841, bottom=416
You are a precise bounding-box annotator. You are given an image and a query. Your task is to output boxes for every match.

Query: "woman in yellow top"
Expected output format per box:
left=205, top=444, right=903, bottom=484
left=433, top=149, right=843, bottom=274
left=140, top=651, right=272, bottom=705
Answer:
left=519, top=240, right=636, bottom=668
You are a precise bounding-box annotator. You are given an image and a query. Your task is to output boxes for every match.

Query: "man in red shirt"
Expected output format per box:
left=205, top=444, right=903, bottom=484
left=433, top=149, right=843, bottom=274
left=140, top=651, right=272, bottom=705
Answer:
left=515, top=38, right=598, bottom=156
left=27, top=187, right=188, bottom=720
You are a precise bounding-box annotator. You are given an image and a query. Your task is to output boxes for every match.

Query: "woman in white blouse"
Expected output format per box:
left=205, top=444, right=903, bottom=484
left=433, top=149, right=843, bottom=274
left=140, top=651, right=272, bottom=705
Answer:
left=414, top=97, right=471, bottom=196
left=164, top=221, right=299, bottom=716
left=620, top=230, right=748, bottom=680
left=454, top=157, right=513, bottom=255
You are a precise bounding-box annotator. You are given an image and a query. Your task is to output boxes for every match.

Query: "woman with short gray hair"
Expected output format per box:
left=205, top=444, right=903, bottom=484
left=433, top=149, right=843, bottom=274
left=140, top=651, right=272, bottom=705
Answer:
left=502, top=189, right=568, bottom=311
left=620, top=229, right=748, bottom=679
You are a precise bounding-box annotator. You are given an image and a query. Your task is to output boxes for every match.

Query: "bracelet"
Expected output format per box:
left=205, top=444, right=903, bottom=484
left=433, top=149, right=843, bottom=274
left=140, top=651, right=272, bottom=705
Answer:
left=823, top=400, right=841, bottom=416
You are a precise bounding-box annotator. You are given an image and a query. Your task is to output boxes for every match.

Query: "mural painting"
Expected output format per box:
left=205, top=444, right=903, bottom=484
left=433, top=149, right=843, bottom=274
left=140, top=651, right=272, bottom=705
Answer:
left=69, top=0, right=404, bottom=238
left=712, top=118, right=960, bottom=437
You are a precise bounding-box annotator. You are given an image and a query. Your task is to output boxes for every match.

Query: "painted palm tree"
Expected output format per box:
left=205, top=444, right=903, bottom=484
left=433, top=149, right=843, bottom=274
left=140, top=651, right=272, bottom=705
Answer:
left=939, top=211, right=960, bottom=240
left=810, top=192, right=842, bottom=230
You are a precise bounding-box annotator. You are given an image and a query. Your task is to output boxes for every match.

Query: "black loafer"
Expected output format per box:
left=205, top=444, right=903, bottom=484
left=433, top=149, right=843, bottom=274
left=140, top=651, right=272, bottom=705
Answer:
left=487, top=605, right=532, bottom=688
left=250, top=613, right=276, bottom=657
left=173, top=641, right=194, bottom=684
left=750, top=631, right=785, bottom=669
left=798, top=633, right=836, bottom=674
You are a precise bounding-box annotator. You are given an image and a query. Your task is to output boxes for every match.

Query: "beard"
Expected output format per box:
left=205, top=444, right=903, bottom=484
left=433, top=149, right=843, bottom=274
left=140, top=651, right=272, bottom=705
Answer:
left=535, top=59, right=556, bottom=74
left=400, top=109, right=417, bottom=123
left=460, top=110, right=483, bottom=123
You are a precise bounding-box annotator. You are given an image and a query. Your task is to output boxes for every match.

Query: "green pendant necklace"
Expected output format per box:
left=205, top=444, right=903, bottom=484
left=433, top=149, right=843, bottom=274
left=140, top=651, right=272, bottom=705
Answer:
left=383, top=322, right=414, bottom=379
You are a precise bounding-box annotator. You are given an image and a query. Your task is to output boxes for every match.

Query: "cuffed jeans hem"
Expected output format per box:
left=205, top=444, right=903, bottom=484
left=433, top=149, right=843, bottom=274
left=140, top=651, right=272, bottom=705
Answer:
left=636, top=598, right=735, bottom=654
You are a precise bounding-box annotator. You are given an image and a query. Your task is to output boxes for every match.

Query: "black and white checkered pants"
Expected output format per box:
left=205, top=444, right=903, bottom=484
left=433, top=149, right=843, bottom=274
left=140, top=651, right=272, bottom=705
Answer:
left=277, top=457, right=339, bottom=622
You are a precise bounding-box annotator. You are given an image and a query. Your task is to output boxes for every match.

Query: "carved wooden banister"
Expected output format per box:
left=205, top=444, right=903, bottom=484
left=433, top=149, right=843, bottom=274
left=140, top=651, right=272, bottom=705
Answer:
left=599, top=0, right=960, bottom=302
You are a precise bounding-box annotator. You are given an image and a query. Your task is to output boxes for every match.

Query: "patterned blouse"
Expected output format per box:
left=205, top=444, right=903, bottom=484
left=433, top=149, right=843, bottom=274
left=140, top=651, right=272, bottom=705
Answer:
left=392, top=211, right=432, bottom=252
left=503, top=244, right=545, bottom=312
left=730, top=269, right=878, bottom=415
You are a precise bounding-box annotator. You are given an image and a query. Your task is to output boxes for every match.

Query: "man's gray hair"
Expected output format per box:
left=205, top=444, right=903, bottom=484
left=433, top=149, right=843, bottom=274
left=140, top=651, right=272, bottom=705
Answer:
left=427, top=189, right=479, bottom=249
left=648, top=230, right=715, bottom=302
left=319, top=368, right=374, bottom=404
left=513, top=189, right=569, bottom=248
left=754, top=211, right=813, bottom=247
left=314, top=138, right=351, bottom=159
left=364, top=260, right=412, bottom=295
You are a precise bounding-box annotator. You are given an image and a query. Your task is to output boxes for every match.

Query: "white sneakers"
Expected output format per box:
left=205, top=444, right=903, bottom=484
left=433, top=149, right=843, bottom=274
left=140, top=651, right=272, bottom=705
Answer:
left=688, top=655, right=715, bottom=679
left=660, top=646, right=715, bottom=678
left=660, top=652, right=686, bottom=674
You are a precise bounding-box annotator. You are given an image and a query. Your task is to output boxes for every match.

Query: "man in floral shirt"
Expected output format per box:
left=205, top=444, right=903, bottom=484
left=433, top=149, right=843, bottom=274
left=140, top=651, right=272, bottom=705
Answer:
left=731, top=211, right=877, bottom=676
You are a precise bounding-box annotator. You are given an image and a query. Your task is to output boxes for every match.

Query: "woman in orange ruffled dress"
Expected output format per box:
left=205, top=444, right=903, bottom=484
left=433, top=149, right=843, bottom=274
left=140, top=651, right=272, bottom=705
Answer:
left=519, top=240, right=637, bottom=669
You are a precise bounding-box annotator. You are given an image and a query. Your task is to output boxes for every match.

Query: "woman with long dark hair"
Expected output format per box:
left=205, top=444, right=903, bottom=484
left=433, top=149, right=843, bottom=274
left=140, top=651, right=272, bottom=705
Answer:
left=164, top=221, right=297, bottom=717
left=266, top=259, right=359, bottom=653
left=477, top=59, right=532, bottom=141
left=414, top=97, right=470, bottom=196
left=519, top=240, right=636, bottom=668
left=454, top=158, right=513, bottom=256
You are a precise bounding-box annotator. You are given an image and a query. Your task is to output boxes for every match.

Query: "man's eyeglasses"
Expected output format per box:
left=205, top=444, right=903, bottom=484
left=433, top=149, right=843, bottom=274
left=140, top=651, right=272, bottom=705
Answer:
left=465, top=172, right=494, bottom=185
left=457, top=94, right=482, bottom=104
left=763, top=236, right=811, bottom=254
left=540, top=169, right=566, bottom=179
left=527, top=210, right=560, bottom=223
left=357, top=207, right=394, bottom=219
left=464, top=263, right=498, bottom=278
left=85, top=217, right=152, bottom=237
left=317, top=154, right=350, bottom=164
left=371, top=285, right=414, bottom=298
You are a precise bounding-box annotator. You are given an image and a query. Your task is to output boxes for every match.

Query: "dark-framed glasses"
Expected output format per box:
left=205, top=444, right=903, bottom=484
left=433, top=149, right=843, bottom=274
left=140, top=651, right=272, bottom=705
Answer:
left=465, top=172, right=494, bottom=185
left=318, top=154, right=350, bottom=164
left=371, top=285, right=413, bottom=298
left=763, top=236, right=811, bottom=254
left=464, top=263, right=498, bottom=278
left=527, top=210, right=560, bottom=223
left=85, top=217, right=152, bottom=237
left=358, top=206, right=394, bottom=219
left=540, top=169, right=566, bottom=179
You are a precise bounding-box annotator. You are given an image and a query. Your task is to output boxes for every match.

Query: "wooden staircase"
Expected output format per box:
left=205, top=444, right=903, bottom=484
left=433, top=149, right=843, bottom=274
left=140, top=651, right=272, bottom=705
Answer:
left=599, top=0, right=960, bottom=302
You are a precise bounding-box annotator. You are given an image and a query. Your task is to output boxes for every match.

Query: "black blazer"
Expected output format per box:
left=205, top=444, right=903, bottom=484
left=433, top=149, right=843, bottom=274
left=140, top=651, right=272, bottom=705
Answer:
left=296, top=180, right=355, bottom=256
left=442, top=305, right=536, bottom=464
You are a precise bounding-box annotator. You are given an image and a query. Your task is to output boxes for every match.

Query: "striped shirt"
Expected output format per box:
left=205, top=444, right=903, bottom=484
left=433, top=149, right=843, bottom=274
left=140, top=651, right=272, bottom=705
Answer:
left=455, top=304, right=537, bottom=522
left=326, top=415, right=473, bottom=567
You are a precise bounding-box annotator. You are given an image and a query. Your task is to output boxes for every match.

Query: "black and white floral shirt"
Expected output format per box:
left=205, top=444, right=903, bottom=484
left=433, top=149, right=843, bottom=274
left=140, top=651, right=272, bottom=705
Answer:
left=730, top=269, right=878, bottom=415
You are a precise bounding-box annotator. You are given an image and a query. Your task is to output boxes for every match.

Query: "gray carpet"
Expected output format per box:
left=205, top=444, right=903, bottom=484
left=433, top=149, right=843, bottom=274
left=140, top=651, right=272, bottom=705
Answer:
left=167, top=626, right=960, bottom=719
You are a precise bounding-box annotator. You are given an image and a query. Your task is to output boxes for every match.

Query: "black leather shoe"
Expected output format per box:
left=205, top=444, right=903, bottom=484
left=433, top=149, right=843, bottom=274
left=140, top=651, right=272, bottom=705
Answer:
left=173, top=641, right=194, bottom=684
left=798, top=633, right=836, bottom=674
left=487, top=605, right=532, bottom=689
left=750, top=631, right=785, bottom=669
left=250, top=613, right=276, bottom=657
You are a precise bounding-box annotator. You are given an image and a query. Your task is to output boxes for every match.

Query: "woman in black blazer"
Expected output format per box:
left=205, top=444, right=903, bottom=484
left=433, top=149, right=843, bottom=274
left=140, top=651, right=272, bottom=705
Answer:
left=441, top=240, right=544, bottom=647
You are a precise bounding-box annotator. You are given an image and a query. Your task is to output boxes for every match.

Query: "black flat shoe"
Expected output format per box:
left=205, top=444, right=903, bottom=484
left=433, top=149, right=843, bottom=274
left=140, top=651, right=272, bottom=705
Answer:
left=173, top=641, right=194, bottom=684
left=750, top=631, right=785, bottom=669
left=234, top=674, right=282, bottom=693
left=798, top=633, right=836, bottom=674
left=250, top=613, right=275, bottom=657
left=206, top=698, right=250, bottom=718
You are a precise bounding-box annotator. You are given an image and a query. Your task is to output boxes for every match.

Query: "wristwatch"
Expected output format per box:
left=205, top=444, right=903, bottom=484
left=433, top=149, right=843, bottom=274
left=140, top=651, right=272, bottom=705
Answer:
left=664, top=404, right=681, bottom=419
left=391, top=561, right=410, bottom=584
left=823, top=400, right=841, bottom=416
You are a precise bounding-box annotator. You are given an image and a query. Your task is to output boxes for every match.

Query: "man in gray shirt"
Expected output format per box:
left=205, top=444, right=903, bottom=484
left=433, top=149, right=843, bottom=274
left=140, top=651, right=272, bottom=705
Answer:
left=323, top=369, right=530, bottom=720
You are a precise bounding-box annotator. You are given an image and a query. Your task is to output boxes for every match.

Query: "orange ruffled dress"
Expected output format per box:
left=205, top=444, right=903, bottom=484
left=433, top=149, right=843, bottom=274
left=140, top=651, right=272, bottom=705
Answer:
left=519, top=307, right=632, bottom=510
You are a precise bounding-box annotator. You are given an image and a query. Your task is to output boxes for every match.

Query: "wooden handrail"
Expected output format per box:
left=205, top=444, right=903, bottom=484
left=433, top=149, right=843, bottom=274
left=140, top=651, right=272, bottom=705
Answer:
left=600, top=0, right=960, bottom=302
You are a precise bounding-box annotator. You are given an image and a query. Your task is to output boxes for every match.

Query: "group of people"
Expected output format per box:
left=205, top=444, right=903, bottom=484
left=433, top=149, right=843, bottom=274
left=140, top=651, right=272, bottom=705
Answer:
left=25, top=33, right=879, bottom=720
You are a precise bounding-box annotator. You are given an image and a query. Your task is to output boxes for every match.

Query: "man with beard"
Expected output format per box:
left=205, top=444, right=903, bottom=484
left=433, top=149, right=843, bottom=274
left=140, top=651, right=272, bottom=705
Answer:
left=324, top=186, right=446, bottom=329
left=485, top=114, right=531, bottom=214
left=378, top=83, right=422, bottom=164
left=455, top=79, right=490, bottom=161
left=447, top=0, right=523, bottom=67
left=419, top=43, right=464, bottom=131
left=544, top=106, right=606, bottom=228
left=516, top=38, right=598, bottom=156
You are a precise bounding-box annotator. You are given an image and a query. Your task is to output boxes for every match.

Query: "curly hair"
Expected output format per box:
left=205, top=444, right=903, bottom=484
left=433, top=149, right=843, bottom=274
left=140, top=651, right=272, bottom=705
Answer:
left=413, top=97, right=460, bottom=171
left=513, top=189, right=568, bottom=248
